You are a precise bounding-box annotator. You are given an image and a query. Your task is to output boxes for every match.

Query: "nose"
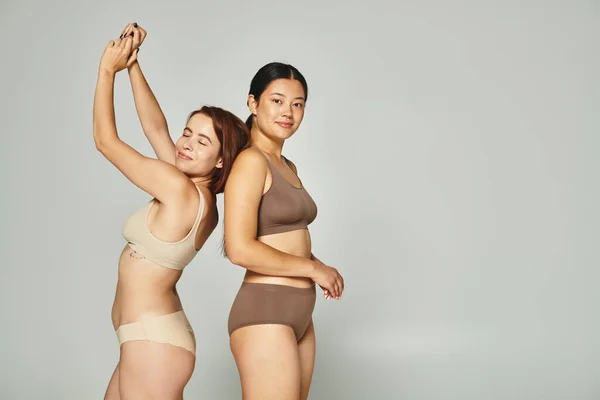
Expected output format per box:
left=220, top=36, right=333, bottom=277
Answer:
left=182, top=139, right=192, bottom=151
left=281, top=103, right=293, bottom=118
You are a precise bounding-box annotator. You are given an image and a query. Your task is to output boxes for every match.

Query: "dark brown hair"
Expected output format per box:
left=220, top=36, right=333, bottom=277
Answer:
left=187, top=106, right=249, bottom=194
left=245, top=62, right=308, bottom=130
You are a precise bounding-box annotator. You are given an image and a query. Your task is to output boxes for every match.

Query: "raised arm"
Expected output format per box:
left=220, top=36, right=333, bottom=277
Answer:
left=93, top=37, right=193, bottom=205
left=122, top=24, right=176, bottom=164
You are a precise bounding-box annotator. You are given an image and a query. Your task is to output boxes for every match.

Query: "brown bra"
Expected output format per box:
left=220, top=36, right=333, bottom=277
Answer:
left=253, top=148, right=318, bottom=237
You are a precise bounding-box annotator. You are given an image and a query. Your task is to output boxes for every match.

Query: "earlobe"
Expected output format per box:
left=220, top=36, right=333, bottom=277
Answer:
left=216, top=157, right=223, bottom=169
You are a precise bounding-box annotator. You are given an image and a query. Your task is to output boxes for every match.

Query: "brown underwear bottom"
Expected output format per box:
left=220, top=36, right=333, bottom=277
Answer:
left=228, top=282, right=316, bottom=341
left=116, top=310, right=196, bottom=356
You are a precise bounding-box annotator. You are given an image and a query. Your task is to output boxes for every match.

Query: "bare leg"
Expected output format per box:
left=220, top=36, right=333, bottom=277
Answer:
left=119, top=341, right=195, bottom=400
left=104, top=363, right=121, bottom=400
left=231, top=324, right=301, bottom=400
left=298, top=320, right=316, bottom=400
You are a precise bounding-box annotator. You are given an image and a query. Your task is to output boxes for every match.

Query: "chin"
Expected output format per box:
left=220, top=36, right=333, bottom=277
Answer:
left=270, top=129, right=296, bottom=141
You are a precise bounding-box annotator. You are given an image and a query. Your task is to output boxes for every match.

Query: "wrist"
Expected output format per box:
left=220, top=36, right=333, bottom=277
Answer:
left=127, top=60, right=140, bottom=72
left=306, top=259, right=319, bottom=279
left=98, top=67, right=116, bottom=78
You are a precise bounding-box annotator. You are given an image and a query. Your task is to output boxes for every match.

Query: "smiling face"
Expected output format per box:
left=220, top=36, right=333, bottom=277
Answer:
left=174, top=112, right=223, bottom=177
left=249, top=78, right=306, bottom=141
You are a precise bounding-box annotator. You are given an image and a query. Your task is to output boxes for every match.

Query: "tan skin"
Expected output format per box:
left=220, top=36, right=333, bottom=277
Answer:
left=224, top=78, right=345, bottom=399
left=95, top=24, right=223, bottom=400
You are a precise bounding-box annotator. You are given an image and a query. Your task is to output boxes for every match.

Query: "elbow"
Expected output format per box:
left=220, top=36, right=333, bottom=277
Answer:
left=225, top=241, right=249, bottom=267
left=225, top=247, right=243, bottom=266
left=93, top=125, right=107, bottom=153
left=93, top=129, right=114, bottom=155
left=94, top=136, right=109, bottom=155
left=94, top=137, right=105, bottom=153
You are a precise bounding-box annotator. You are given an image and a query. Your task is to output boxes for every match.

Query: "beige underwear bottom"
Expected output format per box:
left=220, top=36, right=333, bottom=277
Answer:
left=116, top=311, right=196, bottom=356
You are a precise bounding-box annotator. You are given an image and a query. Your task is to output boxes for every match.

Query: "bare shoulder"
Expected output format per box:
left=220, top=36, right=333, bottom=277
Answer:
left=230, top=147, right=269, bottom=176
left=225, top=147, right=271, bottom=197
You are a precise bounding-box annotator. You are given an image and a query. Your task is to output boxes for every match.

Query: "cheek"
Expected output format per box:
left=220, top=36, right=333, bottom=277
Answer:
left=260, top=103, right=278, bottom=120
left=195, top=146, right=218, bottom=162
left=294, top=108, right=305, bottom=121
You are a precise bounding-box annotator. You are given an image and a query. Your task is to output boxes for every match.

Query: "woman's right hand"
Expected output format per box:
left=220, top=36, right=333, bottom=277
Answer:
left=311, top=261, right=344, bottom=300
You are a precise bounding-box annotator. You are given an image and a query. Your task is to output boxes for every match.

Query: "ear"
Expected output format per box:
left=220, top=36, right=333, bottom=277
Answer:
left=247, top=94, right=258, bottom=115
left=215, top=156, right=223, bottom=169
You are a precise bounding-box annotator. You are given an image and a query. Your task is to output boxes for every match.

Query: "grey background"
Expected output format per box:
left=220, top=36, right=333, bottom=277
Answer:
left=1, top=0, right=598, bottom=399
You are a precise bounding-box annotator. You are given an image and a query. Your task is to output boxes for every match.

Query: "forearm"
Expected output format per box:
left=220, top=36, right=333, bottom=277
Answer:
left=127, top=61, right=168, bottom=135
left=228, top=240, right=316, bottom=278
left=93, top=70, right=119, bottom=148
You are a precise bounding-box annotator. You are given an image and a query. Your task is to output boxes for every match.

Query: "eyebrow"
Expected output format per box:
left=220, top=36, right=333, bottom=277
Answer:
left=184, top=127, right=212, bottom=144
left=270, top=92, right=305, bottom=101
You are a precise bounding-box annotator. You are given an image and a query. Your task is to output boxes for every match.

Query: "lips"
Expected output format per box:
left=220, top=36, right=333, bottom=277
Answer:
left=276, top=121, right=293, bottom=128
left=177, top=152, right=192, bottom=160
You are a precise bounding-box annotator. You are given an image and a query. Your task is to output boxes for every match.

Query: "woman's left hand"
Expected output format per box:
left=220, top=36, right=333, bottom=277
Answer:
left=98, top=36, right=133, bottom=75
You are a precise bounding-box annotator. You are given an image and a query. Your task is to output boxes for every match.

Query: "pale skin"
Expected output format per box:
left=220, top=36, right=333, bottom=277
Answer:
left=224, top=78, right=345, bottom=399
left=95, top=24, right=223, bottom=400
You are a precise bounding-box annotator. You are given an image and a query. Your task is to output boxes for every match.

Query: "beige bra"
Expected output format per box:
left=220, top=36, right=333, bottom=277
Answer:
left=122, top=186, right=205, bottom=270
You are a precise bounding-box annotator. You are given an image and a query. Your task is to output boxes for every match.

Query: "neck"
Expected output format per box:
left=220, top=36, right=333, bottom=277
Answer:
left=251, top=128, right=284, bottom=158
left=190, top=176, right=211, bottom=187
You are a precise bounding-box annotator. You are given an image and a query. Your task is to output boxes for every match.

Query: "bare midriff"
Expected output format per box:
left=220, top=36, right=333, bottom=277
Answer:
left=243, top=228, right=314, bottom=288
left=110, top=244, right=183, bottom=330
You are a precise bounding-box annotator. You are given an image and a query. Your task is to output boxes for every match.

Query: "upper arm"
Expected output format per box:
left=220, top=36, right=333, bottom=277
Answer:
left=97, top=137, right=190, bottom=203
left=147, top=129, right=176, bottom=165
left=223, top=148, right=268, bottom=254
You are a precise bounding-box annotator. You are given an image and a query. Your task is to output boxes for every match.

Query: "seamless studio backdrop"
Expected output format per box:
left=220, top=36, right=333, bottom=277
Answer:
left=1, top=1, right=598, bottom=399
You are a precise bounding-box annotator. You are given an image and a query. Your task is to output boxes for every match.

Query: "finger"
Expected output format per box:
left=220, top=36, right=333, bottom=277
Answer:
left=123, top=36, right=133, bottom=52
left=122, top=23, right=132, bottom=39
left=329, top=283, right=338, bottom=299
left=127, top=22, right=138, bottom=37
left=118, top=36, right=130, bottom=53
left=123, top=23, right=134, bottom=38
left=106, top=40, right=115, bottom=49
left=119, top=23, right=130, bottom=38
left=340, top=274, right=345, bottom=292
left=132, top=26, right=141, bottom=46
left=139, top=25, right=147, bottom=42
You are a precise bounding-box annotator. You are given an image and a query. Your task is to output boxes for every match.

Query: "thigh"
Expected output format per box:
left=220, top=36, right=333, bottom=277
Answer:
left=119, top=341, right=195, bottom=400
left=104, top=363, right=120, bottom=400
left=230, top=324, right=301, bottom=400
left=298, top=319, right=316, bottom=400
